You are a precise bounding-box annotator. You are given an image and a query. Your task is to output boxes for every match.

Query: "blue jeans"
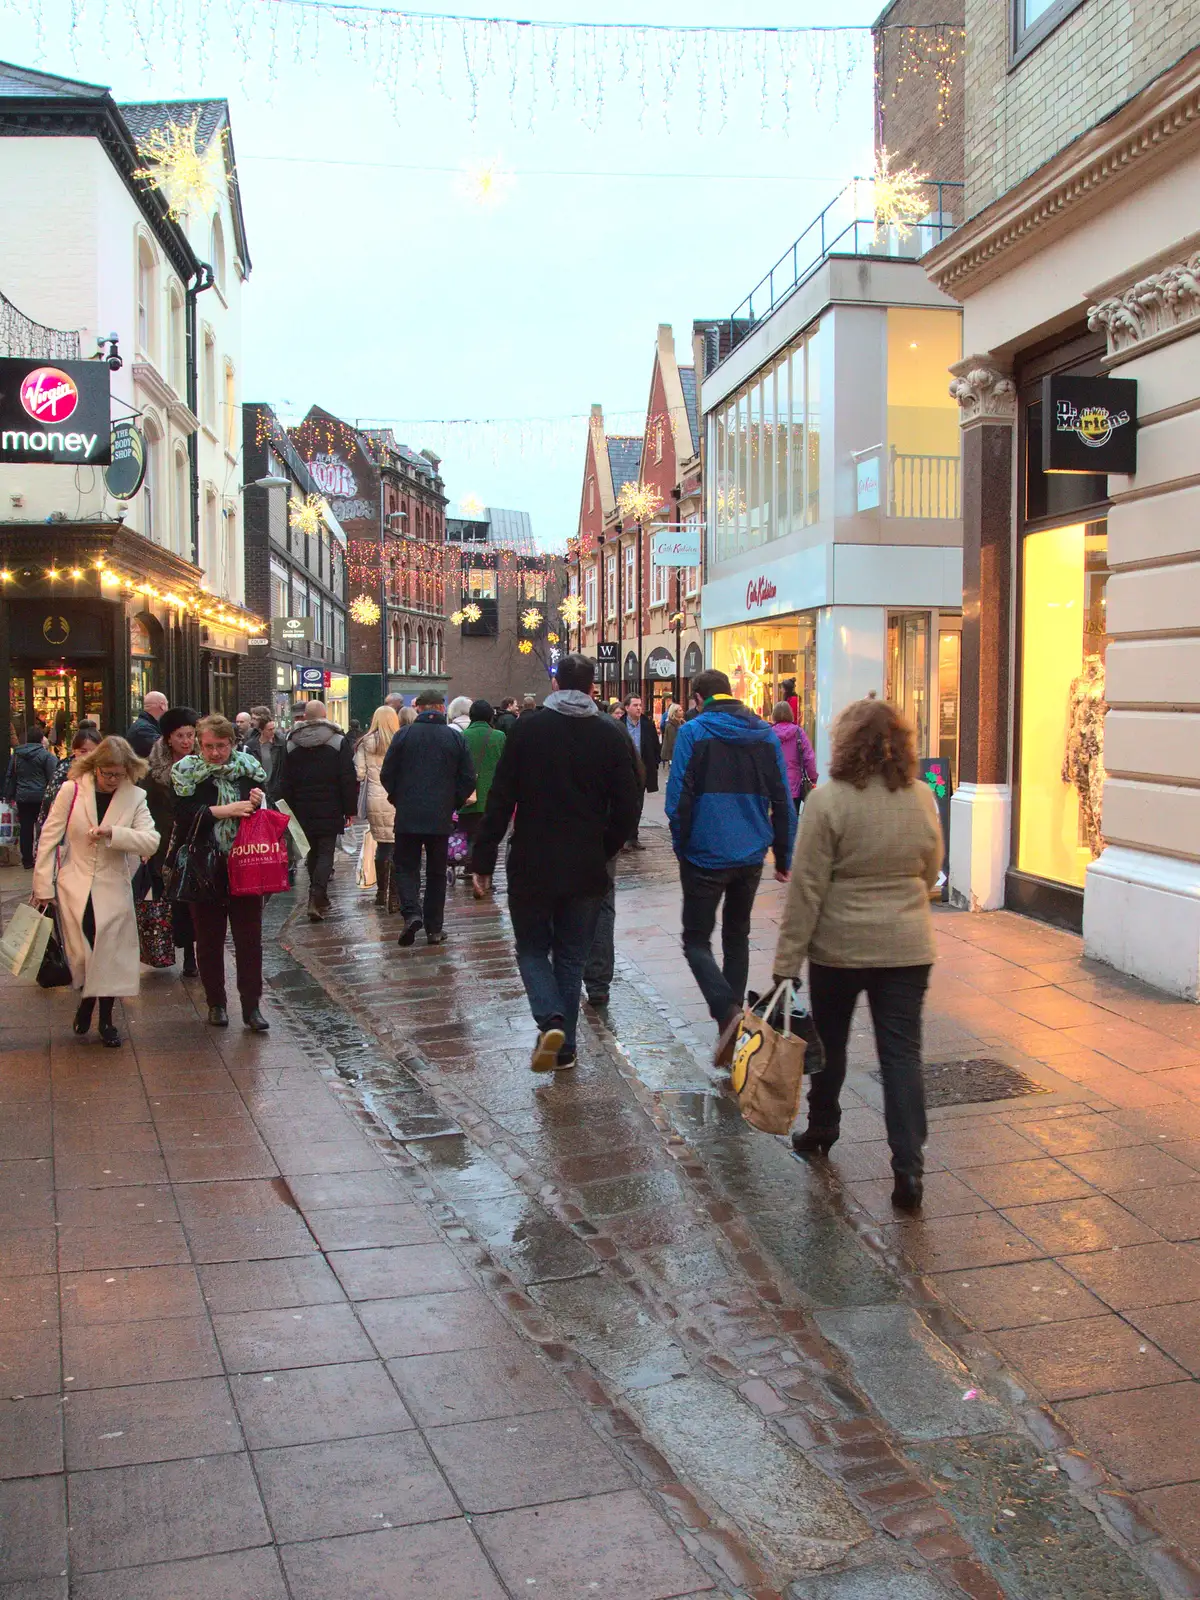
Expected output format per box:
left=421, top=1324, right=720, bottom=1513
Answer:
left=510, top=894, right=604, bottom=1053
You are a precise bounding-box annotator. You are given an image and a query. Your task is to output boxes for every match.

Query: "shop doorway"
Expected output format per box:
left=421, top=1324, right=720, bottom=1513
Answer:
left=886, top=610, right=960, bottom=779
left=9, top=666, right=108, bottom=751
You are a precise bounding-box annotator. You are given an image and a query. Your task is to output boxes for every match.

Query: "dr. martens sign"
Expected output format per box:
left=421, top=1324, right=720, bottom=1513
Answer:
left=1042, top=375, right=1137, bottom=475
left=0, top=359, right=112, bottom=465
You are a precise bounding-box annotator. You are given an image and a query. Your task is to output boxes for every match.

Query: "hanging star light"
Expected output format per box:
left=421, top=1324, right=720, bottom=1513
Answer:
left=288, top=493, right=326, bottom=538
left=134, top=116, right=225, bottom=220
left=869, top=147, right=929, bottom=241
left=559, top=595, right=585, bottom=627
left=520, top=607, right=544, bottom=632
left=350, top=595, right=382, bottom=626
left=457, top=158, right=514, bottom=208
left=462, top=602, right=483, bottom=623
left=459, top=493, right=485, bottom=517
left=546, top=631, right=559, bottom=644
left=518, top=640, right=534, bottom=655
left=450, top=609, right=466, bottom=626
left=616, top=483, right=664, bottom=524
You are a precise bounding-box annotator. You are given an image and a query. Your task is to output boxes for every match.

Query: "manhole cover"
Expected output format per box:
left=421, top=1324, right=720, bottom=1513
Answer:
left=875, top=1058, right=1048, bottom=1107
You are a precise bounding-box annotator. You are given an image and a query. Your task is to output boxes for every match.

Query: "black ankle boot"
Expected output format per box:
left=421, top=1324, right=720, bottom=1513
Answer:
left=891, top=1174, right=923, bottom=1212
left=791, top=1125, right=839, bottom=1157
left=98, top=1001, right=120, bottom=1048
left=243, top=1008, right=270, bottom=1033
left=181, top=944, right=199, bottom=978
left=73, top=999, right=95, bottom=1036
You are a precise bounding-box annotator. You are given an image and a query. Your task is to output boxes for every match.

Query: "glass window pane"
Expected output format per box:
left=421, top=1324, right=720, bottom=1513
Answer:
left=807, top=334, right=821, bottom=525
left=885, top=308, right=962, bottom=518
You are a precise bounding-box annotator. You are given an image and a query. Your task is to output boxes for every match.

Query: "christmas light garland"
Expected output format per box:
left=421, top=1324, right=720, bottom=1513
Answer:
left=0, top=557, right=266, bottom=633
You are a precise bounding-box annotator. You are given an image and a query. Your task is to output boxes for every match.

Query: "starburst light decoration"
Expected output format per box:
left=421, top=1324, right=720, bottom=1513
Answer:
left=288, top=493, right=326, bottom=538
left=546, top=631, right=559, bottom=644
left=349, top=595, right=382, bottom=626
left=457, top=158, right=514, bottom=208
left=518, top=640, right=533, bottom=655
left=461, top=602, right=483, bottom=623
left=459, top=493, right=485, bottom=517
left=520, top=607, right=543, bottom=632
left=450, top=609, right=466, bottom=626
left=134, top=117, right=225, bottom=220
left=558, top=595, right=585, bottom=627
left=616, top=483, right=664, bottom=524
left=868, top=148, right=929, bottom=241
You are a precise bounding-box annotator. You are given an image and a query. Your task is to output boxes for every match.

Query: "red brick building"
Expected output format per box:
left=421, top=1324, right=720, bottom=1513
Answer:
left=571, top=326, right=703, bottom=710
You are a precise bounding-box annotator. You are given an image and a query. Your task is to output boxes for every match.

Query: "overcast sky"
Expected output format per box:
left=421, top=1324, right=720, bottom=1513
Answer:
left=3, top=0, right=880, bottom=546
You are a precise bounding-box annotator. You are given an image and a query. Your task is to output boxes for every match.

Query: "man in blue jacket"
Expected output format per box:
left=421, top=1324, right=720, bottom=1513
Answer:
left=665, top=668, right=795, bottom=1064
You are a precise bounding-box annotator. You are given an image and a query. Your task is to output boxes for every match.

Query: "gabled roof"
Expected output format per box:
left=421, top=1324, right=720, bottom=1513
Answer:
left=0, top=61, right=108, bottom=98
left=119, top=99, right=251, bottom=275
left=679, top=366, right=699, bottom=455
left=606, top=437, right=643, bottom=497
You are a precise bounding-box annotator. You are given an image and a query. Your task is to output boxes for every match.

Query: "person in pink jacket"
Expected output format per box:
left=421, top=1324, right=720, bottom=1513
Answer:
left=770, top=703, right=818, bottom=809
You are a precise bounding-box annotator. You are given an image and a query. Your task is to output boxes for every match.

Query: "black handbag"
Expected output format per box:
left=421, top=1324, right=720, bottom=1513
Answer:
left=162, top=809, right=228, bottom=903
left=36, top=906, right=72, bottom=988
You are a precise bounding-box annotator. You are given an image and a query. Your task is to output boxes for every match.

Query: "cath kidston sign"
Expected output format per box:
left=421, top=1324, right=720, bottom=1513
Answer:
left=0, top=359, right=112, bottom=465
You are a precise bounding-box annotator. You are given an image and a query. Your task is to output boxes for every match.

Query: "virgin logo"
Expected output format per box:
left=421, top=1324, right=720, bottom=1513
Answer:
left=745, top=576, right=778, bottom=610
left=20, top=367, right=79, bottom=424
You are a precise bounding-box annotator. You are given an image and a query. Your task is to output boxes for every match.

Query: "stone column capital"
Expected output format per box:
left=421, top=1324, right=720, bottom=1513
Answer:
left=1088, top=249, right=1200, bottom=361
left=949, top=356, right=1017, bottom=424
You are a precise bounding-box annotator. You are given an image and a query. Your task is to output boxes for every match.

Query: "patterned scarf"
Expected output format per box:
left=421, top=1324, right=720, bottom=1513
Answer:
left=171, top=749, right=267, bottom=852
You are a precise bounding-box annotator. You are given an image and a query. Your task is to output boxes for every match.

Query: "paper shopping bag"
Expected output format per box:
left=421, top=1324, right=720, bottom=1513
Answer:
left=730, top=979, right=807, bottom=1136
left=356, top=831, right=377, bottom=889
left=275, top=800, right=310, bottom=860
left=0, top=903, right=54, bottom=983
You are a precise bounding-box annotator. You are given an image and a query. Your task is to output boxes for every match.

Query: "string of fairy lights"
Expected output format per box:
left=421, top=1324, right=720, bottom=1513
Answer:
left=9, top=0, right=964, bottom=134
left=0, top=558, right=266, bottom=634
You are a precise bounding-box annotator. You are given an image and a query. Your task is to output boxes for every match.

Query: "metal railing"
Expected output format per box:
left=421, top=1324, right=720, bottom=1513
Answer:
left=712, top=179, right=964, bottom=371
left=888, top=447, right=961, bottom=520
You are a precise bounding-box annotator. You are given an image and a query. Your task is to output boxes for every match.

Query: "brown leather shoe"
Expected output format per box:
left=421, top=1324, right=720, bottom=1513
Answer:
left=713, top=1010, right=742, bottom=1068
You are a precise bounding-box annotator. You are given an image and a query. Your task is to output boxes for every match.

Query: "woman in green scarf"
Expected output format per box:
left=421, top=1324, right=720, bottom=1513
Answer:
left=169, top=713, right=270, bottom=1032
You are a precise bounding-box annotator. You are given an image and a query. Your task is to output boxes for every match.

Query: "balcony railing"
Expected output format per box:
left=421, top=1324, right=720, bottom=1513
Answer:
left=711, top=178, right=964, bottom=371
left=888, top=447, right=961, bottom=520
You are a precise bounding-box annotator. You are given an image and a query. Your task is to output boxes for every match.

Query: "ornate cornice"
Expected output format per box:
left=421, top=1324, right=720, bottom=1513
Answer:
left=949, top=356, right=1016, bottom=423
left=925, top=45, right=1200, bottom=301
left=1088, top=249, right=1200, bottom=359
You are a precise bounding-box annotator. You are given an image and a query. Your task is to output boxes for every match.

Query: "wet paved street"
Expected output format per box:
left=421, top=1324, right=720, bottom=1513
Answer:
left=3, top=807, right=1200, bottom=1597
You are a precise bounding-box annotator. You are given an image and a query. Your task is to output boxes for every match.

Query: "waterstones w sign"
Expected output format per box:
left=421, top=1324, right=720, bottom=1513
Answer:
left=0, top=359, right=111, bottom=465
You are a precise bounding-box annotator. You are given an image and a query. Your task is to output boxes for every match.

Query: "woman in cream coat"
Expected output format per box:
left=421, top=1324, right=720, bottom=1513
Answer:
left=33, top=735, right=159, bottom=1048
left=354, top=704, right=400, bottom=910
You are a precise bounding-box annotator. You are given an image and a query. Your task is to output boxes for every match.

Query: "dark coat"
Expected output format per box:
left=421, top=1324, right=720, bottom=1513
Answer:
left=125, top=711, right=161, bottom=758
left=5, top=741, right=57, bottom=803
left=140, top=751, right=178, bottom=874
left=494, top=711, right=518, bottom=737
left=472, top=704, right=642, bottom=901
left=624, top=715, right=662, bottom=792
left=379, top=712, right=476, bottom=836
left=276, top=720, right=358, bottom=838
left=246, top=729, right=286, bottom=789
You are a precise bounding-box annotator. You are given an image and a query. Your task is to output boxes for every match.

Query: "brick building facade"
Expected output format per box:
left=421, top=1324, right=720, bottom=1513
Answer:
left=873, top=0, right=965, bottom=186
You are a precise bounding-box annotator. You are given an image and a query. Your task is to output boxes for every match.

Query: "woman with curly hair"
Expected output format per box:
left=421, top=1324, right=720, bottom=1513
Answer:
left=772, top=697, right=943, bottom=1211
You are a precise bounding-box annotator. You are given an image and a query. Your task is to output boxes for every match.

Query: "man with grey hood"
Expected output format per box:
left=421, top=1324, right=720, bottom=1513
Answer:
left=275, top=701, right=358, bottom=921
left=472, top=653, right=641, bottom=1073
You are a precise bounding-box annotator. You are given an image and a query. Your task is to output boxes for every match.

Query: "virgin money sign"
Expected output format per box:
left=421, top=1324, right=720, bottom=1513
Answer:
left=0, top=359, right=111, bottom=465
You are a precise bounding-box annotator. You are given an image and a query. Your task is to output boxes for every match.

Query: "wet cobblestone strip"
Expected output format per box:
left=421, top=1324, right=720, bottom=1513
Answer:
left=274, top=883, right=1173, bottom=1599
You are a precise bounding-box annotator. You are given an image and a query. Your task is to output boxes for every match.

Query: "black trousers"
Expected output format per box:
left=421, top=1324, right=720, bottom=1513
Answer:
left=305, top=833, right=338, bottom=902
left=18, top=800, right=40, bottom=868
left=806, top=963, right=931, bottom=1177
left=679, top=860, right=762, bottom=1025
left=395, top=833, right=449, bottom=933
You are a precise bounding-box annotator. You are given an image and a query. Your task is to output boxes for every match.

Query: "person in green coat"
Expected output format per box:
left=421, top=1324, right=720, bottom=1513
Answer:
left=459, top=700, right=507, bottom=896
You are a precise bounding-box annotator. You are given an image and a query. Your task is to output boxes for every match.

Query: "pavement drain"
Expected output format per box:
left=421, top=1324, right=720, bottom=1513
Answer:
left=879, top=1058, right=1050, bottom=1109
left=910, top=1434, right=1161, bottom=1600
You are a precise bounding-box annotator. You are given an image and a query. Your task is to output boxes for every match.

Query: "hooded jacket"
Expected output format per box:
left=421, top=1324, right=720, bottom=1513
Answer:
left=665, top=699, right=795, bottom=872
left=276, top=719, right=358, bottom=837
left=472, top=691, right=642, bottom=900
left=771, top=721, right=819, bottom=800
left=5, top=741, right=58, bottom=804
left=379, top=711, right=477, bottom=836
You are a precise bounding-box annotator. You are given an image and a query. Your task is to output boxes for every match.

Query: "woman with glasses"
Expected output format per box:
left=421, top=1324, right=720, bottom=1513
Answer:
left=32, top=735, right=160, bottom=1048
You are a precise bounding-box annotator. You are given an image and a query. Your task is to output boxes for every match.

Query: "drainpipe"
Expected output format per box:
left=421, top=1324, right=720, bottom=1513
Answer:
left=184, top=262, right=215, bottom=570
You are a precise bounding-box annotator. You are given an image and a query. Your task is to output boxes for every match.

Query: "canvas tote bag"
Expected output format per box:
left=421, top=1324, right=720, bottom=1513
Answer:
left=729, top=979, right=808, bottom=1136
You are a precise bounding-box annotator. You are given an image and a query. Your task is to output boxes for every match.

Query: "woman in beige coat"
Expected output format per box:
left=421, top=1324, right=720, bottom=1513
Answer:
left=33, top=735, right=159, bottom=1048
left=354, top=705, right=400, bottom=910
left=772, top=699, right=942, bottom=1212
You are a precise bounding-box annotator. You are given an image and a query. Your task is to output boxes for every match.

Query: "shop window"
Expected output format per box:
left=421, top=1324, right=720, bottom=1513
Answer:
left=467, top=568, right=497, bottom=599
left=886, top=612, right=931, bottom=756
left=886, top=309, right=961, bottom=519
left=937, top=627, right=961, bottom=790
left=1017, top=520, right=1108, bottom=888
left=711, top=615, right=816, bottom=732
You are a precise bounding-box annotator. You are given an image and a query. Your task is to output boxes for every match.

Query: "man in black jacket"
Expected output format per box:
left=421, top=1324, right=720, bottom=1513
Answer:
left=621, top=693, right=661, bottom=850
left=472, top=654, right=641, bottom=1073
left=276, top=701, right=358, bottom=922
left=125, top=691, right=168, bottom=758
left=4, top=726, right=57, bottom=868
left=380, top=688, right=476, bottom=947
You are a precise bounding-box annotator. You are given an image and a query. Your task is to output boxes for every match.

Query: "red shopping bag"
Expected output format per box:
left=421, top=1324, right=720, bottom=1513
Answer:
left=228, top=808, right=291, bottom=896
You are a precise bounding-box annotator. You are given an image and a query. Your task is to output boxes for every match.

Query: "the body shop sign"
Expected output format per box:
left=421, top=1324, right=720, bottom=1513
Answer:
left=0, top=359, right=111, bottom=465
